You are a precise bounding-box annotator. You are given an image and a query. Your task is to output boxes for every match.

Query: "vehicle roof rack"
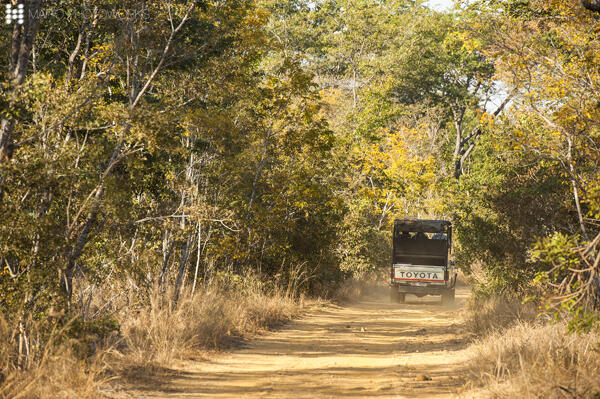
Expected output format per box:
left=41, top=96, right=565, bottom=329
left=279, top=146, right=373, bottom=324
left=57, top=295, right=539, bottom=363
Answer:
left=393, top=218, right=451, bottom=233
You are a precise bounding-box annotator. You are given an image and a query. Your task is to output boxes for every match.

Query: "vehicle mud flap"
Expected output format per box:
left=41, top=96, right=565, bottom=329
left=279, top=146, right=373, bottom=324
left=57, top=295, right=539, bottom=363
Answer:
left=390, top=288, right=406, bottom=304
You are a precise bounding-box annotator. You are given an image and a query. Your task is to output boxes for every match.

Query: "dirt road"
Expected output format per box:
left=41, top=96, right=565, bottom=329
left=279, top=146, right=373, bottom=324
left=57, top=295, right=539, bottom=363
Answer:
left=131, top=285, right=470, bottom=398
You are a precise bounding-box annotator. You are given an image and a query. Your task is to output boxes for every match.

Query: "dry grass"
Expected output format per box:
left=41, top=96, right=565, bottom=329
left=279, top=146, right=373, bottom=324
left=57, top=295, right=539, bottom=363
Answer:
left=0, top=275, right=304, bottom=398
left=462, top=297, right=600, bottom=398
left=463, top=295, right=538, bottom=336
left=117, top=281, right=300, bottom=367
left=0, top=316, right=108, bottom=399
left=464, top=322, right=600, bottom=398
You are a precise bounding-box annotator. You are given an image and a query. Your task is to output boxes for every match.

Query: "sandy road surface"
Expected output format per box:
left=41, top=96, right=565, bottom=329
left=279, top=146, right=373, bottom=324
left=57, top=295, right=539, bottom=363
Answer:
left=128, top=285, right=471, bottom=398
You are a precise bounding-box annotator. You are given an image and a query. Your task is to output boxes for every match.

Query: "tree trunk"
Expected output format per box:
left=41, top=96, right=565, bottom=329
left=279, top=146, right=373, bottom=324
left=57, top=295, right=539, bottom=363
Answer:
left=567, top=136, right=589, bottom=241
left=453, top=95, right=513, bottom=179
left=451, top=106, right=465, bottom=179
left=174, top=233, right=193, bottom=305
left=0, top=0, right=43, bottom=205
left=61, top=139, right=124, bottom=305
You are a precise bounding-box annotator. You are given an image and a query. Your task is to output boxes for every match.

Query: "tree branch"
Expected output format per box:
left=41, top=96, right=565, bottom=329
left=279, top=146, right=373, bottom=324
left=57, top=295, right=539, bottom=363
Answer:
left=130, top=3, right=195, bottom=109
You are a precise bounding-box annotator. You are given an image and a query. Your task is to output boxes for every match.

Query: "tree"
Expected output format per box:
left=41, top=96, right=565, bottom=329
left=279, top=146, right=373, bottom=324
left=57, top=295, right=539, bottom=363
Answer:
left=446, top=0, right=600, bottom=321
left=0, top=0, right=43, bottom=204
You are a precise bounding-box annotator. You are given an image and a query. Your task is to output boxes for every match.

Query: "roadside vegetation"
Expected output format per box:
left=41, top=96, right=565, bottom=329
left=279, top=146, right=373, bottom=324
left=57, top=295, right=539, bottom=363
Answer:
left=462, top=296, right=600, bottom=398
left=1, top=275, right=303, bottom=398
left=1, top=0, right=600, bottom=397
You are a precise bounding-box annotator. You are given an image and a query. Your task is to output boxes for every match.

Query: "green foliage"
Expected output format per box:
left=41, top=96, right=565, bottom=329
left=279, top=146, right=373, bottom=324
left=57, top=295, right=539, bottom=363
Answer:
left=531, top=232, right=579, bottom=270
left=2, top=0, right=600, bottom=362
left=531, top=232, right=600, bottom=332
left=0, top=0, right=341, bottom=327
left=336, top=197, right=391, bottom=277
left=447, top=128, right=575, bottom=294
left=446, top=0, right=600, bottom=329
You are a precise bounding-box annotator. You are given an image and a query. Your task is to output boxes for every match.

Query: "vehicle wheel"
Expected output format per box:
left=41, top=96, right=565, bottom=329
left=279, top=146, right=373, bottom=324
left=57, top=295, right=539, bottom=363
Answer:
left=397, top=292, right=406, bottom=303
left=441, top=289, right=455, bottom=305
left=390, top=289, right=405, bottom=304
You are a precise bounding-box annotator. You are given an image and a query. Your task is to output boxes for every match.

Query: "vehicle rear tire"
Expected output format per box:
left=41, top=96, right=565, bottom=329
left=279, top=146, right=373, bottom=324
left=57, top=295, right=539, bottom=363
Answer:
left=390, top=289, right=405, bottom=304
left=441, top=288, right=455, bottom=305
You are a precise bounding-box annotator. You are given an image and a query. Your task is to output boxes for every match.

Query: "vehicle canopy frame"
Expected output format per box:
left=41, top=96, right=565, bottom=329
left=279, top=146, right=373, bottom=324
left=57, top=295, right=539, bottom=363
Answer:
left=393, top=219, right=452, bottom=246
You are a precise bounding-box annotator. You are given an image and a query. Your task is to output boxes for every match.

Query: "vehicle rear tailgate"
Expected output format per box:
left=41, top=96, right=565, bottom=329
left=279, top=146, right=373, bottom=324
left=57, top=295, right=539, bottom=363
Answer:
left=393, top=264, right=445, bottom=285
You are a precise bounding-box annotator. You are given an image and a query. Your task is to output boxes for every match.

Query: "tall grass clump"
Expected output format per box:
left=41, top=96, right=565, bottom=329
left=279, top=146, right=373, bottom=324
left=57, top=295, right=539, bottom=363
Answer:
left=465, top=322, right=600, bottom=398
left=461, top=295, right=600, bottom=398
left=0, top=312, right=108, bottom=399
left=463, top=294, right=538, bottom=336
left=0, top=271, right=305, bottom=398
left=117, top=274, right=301, bottom=367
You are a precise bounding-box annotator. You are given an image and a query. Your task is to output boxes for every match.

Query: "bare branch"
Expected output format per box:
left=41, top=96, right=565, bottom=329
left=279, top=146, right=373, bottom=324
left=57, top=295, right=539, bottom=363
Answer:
left=131, top=3, right=195, bottom=109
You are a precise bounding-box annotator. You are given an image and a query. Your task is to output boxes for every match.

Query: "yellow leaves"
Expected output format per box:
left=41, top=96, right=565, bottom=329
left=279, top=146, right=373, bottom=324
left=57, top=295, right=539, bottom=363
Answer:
left=239, top=8, right=269, bottom=40
left=514, top=129, right=524, bottom=138
left=445, top=30, right=481, bottom=53
left=478, top=111, right=497, bottom=129
left=86, top=44, right=113, bottom=72
left=177, top=122, right=192, bottom=137
left=319, top=88, right=345, bottom=108
left=587, top=179, right=600, bottom=219
left=356, top=126, right=438, bottom=216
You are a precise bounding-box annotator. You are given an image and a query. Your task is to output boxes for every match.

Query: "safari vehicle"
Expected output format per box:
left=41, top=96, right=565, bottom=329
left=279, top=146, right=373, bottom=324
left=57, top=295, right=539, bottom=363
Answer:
left=390, top=218, right=456, bottom=305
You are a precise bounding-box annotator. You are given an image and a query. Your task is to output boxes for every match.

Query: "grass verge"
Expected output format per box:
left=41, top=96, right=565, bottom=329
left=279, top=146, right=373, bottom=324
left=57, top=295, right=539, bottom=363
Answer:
left=462, top=296, right=600, bottom=398
left=0, top=275, right=304, bottom=398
